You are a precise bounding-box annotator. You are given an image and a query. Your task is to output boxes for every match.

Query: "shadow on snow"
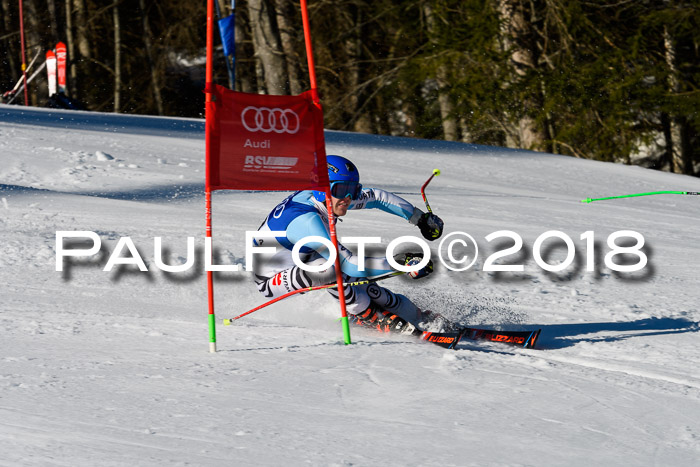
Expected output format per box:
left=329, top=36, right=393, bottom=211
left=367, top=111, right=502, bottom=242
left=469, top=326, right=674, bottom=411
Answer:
left=532, top=316, right=699, bottom=350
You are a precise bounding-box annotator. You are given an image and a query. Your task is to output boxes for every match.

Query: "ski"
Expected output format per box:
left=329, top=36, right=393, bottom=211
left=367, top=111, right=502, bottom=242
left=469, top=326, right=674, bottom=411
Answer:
left=56, top=42, right=67, bottom=94
left=458, top=327, right=541, bottom=349
left=415, top=311, right=541, bottom=350
left=349, top=312, right=541, bottom=350
left=416, top=330, right=462, bottom=349
left=46, top=50, right=57, bottom=97
left=415, top=327, right=540, bottom=350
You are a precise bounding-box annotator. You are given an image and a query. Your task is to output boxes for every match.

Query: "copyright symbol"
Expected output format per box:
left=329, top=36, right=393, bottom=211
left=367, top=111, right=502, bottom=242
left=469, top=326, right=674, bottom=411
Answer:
left=438, top=231, right=479, bottom=272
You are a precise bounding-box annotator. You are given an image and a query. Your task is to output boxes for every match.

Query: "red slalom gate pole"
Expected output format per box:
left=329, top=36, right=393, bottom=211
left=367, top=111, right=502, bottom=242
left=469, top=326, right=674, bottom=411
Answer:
left=205, top=0, right=217, bottom=353
left=221, top=272, right=402, bottom=324
left=18, top=0, right=29, bottom=106
left=300, top=0, right=351, bottom=344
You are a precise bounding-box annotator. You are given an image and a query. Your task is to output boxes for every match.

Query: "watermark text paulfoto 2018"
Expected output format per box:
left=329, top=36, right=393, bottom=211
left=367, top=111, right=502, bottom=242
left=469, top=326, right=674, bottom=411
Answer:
left=55, top=230, right=648, bottom=274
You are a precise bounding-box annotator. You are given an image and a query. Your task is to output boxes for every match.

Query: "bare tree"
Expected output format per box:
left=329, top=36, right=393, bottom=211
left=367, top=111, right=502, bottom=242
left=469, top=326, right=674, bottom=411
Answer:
left=247, top=0, right=289, bottom=95
left=274, top=0, right=303, bottom=94
left=23, top=0, right=45, bottom=104
left=663, top=25, right=691, bottom=174
left=496, top=0, right=546, bottom=150
left=113, top=1, right=121, bottom=112
left=235, top=3, right=256, bottom=93
left=64, top=0, right=78, bottom=96
left=46, top=0, right=60, bottom=44
left=1, top=0, right=20, bottom=87
left=423, top=1, right=459, bottom=141
left=342, top=2, right=373, bottom=133
left=138, top=0, right=163, bottom=115
left=73, top=0, right=90, bottom=59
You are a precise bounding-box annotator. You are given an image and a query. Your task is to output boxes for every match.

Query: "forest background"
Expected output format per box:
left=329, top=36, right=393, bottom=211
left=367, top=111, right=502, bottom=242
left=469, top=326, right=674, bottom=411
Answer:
left=1, top=0, right=698, bottom=176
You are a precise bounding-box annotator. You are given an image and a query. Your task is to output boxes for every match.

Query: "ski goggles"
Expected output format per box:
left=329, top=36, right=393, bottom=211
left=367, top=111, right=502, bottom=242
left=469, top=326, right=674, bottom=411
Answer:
left=330, top=181, right=363, bottom=200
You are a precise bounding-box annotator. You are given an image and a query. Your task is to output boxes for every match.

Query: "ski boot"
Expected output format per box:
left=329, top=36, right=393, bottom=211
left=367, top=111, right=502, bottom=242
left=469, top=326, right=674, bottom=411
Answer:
left=351, top=304, right=418, bottom=335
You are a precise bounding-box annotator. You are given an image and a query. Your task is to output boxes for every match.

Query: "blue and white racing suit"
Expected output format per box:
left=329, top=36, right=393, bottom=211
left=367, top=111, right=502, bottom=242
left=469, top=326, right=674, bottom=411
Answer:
left=252, top=188, right=425, bottom=319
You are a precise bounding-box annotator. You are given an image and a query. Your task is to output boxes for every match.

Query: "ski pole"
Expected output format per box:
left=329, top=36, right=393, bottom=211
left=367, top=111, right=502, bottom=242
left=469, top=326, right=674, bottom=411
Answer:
left=581, top=191, right=700, bottom=204
left=222, top=271, right=403, bottom=325
left=7, top=61, right=46, bottom=105
left=421, top=168, right=441, bottom=213
left=7, top=48, right=41, bottom=95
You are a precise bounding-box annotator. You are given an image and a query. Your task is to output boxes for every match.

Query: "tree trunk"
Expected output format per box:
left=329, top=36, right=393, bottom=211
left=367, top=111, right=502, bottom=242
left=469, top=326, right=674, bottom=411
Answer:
left=113, top=3, right=121, bottom=113
left=138, top=0, right=163, bottom=115
left=254, top=57, right=267, bottom=94
left=247, top=0, right=289, bottom=95
left=24, top=0, right=44, bottom=104
left=23, top=0, right=44, bottom=48
left=235, top=5, right=255, bottom=93
left=65, top=0, right=78, bottom=97
left=423, top=1, right=459, bottom=141
left=1, top=0, right=19, bottom=85
left=274, top=0, right=303, bottom=94
left=343, top=3, right=372, bottom=133
left=73, top=0, right=90, bottom=59
left=374, top=94, right=391, bottom=135
left=663, top=25, right=690, bottom=174
left=496, top=0, right=546, bottom=150
left=436, top=66, right=459, bottom=141
left=46, top=0, right=60, bottom=45
left=459, top=116, right=474, bottom=143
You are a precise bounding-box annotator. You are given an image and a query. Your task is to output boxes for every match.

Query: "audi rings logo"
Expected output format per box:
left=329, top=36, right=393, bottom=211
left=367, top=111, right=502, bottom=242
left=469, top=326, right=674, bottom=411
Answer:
left=241, top=106, right=301, bottom=134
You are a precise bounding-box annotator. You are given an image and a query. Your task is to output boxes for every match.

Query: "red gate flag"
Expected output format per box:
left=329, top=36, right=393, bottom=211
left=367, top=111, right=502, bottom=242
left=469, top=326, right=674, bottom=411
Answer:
left=206, top=84, right=329, bottom=192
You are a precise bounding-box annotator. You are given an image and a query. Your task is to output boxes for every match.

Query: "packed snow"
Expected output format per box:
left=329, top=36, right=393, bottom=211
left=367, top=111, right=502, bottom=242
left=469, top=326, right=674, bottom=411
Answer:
left=1, top=105, right=699, bottom=466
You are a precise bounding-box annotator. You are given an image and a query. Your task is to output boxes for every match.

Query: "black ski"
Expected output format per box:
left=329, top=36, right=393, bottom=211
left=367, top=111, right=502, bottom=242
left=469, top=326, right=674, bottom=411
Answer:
left=416, top=330, right=463, bottom=349
left=458, top=327, right=541, bottom=349
left=349, top=311, right=541, bottom=350
left=415, top=327, right=541, bottom=350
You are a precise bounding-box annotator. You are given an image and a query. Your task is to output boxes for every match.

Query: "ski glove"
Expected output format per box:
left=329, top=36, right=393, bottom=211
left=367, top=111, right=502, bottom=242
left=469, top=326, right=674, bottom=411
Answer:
left=417, top=212, right=444, bottom=240
left=394, top=252, right=433, bottom=280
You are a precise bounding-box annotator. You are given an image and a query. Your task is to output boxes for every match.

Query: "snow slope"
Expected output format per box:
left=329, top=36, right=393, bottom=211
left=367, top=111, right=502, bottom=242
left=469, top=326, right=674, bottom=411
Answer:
left=1, top=105, right=700, bottom=466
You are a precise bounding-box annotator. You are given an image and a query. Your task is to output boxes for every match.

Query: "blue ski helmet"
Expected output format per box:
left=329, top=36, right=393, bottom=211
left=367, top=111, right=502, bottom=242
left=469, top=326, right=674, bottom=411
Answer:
left=312, top=155, right=363, bottom=202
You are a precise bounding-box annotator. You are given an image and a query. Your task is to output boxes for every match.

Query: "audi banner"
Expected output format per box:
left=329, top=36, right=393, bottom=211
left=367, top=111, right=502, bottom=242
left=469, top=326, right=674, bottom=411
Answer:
left=206, top=85, right=330, bottom=191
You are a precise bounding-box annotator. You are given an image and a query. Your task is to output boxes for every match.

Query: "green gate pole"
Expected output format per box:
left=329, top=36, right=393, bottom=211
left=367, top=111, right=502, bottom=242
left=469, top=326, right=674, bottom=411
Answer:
left=582, top=191, right=699, bottom=203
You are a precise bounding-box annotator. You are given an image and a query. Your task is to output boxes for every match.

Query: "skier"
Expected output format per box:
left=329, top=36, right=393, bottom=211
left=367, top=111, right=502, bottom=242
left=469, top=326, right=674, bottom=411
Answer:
left=251, top=155, right=445, bottom=334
